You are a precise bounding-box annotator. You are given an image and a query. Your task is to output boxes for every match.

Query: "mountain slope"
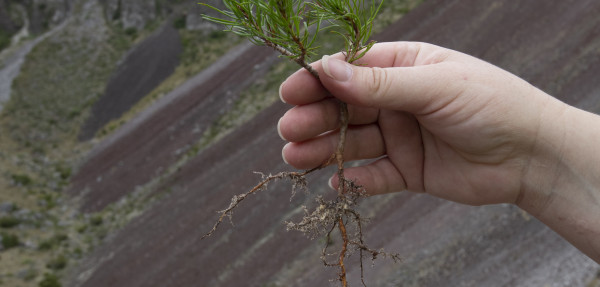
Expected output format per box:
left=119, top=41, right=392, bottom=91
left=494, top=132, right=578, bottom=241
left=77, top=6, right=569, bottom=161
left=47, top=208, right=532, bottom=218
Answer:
left=1, top=0, right=599, bottom=286
left=66, top=0, right=600, bottom=286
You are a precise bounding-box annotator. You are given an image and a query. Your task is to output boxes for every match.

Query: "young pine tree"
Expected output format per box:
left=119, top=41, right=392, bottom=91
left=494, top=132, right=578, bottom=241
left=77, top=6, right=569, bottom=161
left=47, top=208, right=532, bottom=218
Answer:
left=201, top=1, right=399, bottom=286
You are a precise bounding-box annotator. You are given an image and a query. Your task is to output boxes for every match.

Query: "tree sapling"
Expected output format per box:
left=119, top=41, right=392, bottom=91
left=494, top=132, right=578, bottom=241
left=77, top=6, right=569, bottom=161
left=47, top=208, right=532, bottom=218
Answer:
left=200, top=1, right=400, bottom=285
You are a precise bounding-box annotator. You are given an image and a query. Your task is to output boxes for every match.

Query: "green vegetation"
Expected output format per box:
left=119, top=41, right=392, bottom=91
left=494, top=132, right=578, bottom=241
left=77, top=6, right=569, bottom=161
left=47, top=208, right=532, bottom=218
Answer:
left=124, top=27, right=138, bottom=37
left=11, top=173, right=33, bottom=186
left=1, top=232, right=20, bottom=249
left=46, top=255, right=67, bottom=270
left=38, top=273, right=61, bottom=287
left=89, top=215, right=103, bottom=226
left=0, top=29, right=11, bottom=52
left=38, top=234, right=68, bottom=251
left=173, top=15, right=187, bottom=30
left=55, top=164, right=71, bottom=181
left=0, top=216, right=20, bottom=228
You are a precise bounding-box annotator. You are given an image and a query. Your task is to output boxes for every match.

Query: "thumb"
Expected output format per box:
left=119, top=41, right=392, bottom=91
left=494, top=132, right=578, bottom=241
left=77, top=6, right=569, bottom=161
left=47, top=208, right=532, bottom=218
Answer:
left=320, top=55, right=457, bottom=113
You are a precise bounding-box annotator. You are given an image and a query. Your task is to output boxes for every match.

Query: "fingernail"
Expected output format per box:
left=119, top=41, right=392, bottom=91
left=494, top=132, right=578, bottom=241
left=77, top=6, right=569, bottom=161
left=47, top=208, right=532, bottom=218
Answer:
left=277, top=117, right=284, bottom=140
left=322, top=55, right=352, bottom=82
left=282, top=143, right=289, bottom=164
left=328, top=176, right=335, bottom=190
left=278, top=81, right=287, bottom=103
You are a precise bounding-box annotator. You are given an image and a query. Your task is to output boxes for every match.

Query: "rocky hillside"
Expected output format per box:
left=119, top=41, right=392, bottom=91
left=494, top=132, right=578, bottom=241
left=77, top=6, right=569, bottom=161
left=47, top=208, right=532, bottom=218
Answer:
left=0, top=0, right=599, bottom=286
left=0, top=0, right=243, bottom=286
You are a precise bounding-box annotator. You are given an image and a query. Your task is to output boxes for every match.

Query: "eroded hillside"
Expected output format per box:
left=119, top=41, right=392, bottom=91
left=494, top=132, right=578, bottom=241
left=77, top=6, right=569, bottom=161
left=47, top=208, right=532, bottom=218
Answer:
left=0, top=0, right=246, bottom=285
left=0, top=0, right=599, bottom=286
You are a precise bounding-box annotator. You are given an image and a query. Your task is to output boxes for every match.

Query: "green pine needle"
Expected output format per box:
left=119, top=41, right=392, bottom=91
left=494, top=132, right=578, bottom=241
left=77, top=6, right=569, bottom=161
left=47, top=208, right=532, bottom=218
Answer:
left=200, top=0, right=382, bottom=66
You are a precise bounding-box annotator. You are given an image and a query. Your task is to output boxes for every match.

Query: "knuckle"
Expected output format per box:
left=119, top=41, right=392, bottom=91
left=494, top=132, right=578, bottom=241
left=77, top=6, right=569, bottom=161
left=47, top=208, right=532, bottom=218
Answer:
left=364, top=67, right=390, bottom=106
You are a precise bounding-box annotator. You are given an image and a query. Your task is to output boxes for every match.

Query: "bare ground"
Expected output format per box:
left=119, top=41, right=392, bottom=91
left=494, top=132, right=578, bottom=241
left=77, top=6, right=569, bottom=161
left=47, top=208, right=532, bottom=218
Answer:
left=67, top=0, right=600, bottom=286
left=78, top=20, right=183, bottom=140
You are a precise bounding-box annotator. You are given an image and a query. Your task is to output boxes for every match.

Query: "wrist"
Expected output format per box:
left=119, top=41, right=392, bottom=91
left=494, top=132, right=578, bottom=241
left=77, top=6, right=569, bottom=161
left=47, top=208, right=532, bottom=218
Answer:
left=518, top=101, right=600, bottom=213
left=516, top=95, right=569, bottom=215
left=517, top=97, right=600, bottom=262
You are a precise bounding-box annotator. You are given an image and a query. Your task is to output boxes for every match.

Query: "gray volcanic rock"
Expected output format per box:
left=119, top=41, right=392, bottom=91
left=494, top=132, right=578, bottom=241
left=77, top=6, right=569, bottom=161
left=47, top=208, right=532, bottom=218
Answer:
left=120, top=1, right=155, bottom=30
left=101, top=0, right=155, bottom=30
left=28, top=0, right=72, bottom=34
left=99, top=0, right=228, bottom=32
left=184, top=0, right=228, bottom=31
left=100, top=0, right=120, bottom=22
left=0, top=1, right=23, bottom=35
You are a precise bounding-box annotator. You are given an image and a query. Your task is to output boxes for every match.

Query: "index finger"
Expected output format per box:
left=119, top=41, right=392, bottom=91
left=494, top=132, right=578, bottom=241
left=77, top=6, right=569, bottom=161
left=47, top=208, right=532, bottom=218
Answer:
left=279, top=53, right=345, bottom=105
left=280, top=42, right=437, bottom=106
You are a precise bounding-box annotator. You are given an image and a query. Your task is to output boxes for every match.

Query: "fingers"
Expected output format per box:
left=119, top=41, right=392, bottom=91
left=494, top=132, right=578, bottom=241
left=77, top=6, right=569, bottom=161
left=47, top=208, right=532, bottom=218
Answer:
left=279, top=54, right=346, bottom=105
left=280, top=41, right=464, bottom=115
left=351, top=42, right=454, bottom=67
left=282, top=124, right=385, bottom=170
left=278, top=42, right=415, bottom=105
left=328, top=112, right=424, bottom=195
left=279, top=68, right=329, bottom=105
left=278, top=98, right=379, bottom=142
left=320, top=56, right=463, bottom=114
left=329, top=157, right=408, bottom=195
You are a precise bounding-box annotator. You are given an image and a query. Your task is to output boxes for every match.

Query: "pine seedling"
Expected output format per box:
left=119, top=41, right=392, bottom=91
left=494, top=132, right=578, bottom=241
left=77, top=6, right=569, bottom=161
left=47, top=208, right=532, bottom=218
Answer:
left=200, top=1, right=399, bottom=286
left=202, top=0, right=321, bottom=75
left=311, top=0, right=382, bottom=63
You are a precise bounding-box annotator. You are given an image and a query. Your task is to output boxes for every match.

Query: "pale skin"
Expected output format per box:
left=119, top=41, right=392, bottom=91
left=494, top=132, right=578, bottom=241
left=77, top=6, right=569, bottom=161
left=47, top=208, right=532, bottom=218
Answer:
left=277, top=42, right=600, bottom=263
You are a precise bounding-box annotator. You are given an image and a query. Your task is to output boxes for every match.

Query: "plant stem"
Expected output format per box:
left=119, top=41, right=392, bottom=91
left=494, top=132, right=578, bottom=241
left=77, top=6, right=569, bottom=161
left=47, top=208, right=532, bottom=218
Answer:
left=336, top=101, right=349, bottom=196
left=264, top=41, right=319, bottom=78
left=338, top=217, right=349, bottom=287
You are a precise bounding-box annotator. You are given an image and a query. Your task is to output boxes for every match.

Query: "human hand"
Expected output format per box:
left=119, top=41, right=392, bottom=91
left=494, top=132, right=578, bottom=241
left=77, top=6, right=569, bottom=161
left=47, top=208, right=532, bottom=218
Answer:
left=278, top=42, right=565, bottom=206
